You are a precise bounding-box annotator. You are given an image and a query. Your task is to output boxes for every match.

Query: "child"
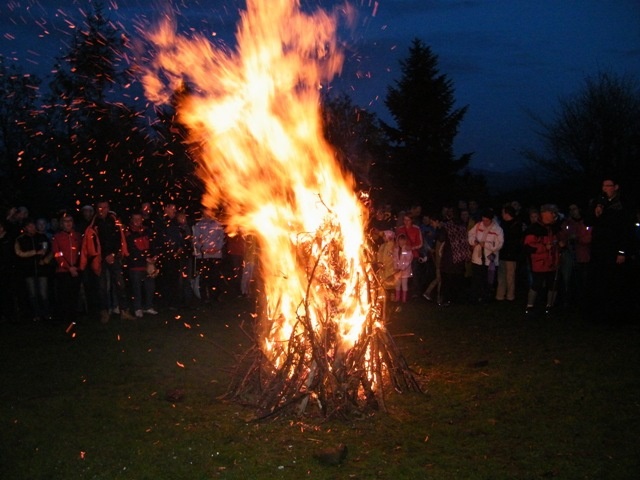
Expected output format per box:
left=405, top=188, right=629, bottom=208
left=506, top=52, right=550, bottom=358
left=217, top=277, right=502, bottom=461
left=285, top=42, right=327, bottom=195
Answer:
left=376, top=230, right=396, bottom=293
left=393, top=233, right=413, bottom=304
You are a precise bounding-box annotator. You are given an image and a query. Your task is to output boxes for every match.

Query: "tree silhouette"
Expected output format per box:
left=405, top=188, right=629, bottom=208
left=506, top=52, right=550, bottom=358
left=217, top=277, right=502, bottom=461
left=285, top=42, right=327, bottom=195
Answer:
left=0, top=56, right=49, bottom=209
left=320, top=93, right=388, bottom=201
left=524, top=71, right=640, bottom=204
left=382, top=39, right=472, bottom=206
left=148, top=83, right=204, bottom=213
left=44, top=1, right=150, bottom=209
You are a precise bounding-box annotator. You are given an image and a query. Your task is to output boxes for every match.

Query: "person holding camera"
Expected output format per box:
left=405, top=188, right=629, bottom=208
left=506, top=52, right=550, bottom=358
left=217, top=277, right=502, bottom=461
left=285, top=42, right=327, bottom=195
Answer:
left=585, top=177, right=634, bottom=323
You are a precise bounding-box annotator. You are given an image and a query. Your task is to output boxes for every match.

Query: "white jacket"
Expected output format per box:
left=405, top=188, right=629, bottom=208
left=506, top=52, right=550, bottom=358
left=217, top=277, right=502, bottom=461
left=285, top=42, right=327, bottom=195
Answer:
left=192, top=218, right=225, bottom=259
left=468, top=219, right=504, bottom=266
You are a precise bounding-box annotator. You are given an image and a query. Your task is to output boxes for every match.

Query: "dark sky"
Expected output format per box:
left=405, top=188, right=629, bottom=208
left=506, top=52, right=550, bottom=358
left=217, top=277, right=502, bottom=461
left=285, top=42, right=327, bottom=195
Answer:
left=2, top=0, right=639, bottom=172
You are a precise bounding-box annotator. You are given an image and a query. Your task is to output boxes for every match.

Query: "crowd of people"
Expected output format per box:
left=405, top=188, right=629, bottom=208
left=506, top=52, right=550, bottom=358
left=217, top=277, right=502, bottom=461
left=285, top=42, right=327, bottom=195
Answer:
left=0, top=200, right=258, bottom=325
left=370, top=177, right=640, bottom=321
left=2, top=176, right=639, bottom=326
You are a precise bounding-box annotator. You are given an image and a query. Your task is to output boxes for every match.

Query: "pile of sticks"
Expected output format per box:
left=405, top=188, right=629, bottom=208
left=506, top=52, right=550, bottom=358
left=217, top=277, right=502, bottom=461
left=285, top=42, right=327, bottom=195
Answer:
left=223, top=231, right=422, bottom=420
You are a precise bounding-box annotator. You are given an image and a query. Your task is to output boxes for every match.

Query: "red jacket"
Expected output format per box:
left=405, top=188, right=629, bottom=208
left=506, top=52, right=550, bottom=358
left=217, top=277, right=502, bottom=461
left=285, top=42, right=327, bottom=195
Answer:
left=53, top=230, right=82, bottom=274
left=524, top=221, right=561, bottom=273
left=395, top=224, right=423, bottom=258
left=79, top=214, right=129, bottom=275
left=560, top=217, right=592, bottom=264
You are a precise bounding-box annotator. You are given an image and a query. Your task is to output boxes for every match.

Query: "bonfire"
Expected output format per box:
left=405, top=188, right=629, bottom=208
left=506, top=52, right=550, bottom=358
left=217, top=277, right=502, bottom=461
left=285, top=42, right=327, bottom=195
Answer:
left=141, top=0, right=420, bottom=419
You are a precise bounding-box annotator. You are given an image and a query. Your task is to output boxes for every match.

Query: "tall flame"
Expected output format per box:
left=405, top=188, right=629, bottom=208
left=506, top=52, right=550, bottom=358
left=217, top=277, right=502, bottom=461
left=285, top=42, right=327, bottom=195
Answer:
left=142, top=1, right=373, bottom=372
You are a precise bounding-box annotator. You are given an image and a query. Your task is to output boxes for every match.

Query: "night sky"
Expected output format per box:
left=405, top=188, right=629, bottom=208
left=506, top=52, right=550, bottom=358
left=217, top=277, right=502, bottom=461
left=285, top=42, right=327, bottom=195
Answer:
left=2, top=0, right=639, bottom=173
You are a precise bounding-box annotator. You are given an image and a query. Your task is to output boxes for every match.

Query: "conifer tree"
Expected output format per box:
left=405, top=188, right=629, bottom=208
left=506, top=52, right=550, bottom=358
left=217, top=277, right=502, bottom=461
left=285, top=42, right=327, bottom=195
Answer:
left=382, top=39, right=471, bottom=206
left=45, top=1, right=147, bottom=206
left=0, top=56, right=47, bottom=207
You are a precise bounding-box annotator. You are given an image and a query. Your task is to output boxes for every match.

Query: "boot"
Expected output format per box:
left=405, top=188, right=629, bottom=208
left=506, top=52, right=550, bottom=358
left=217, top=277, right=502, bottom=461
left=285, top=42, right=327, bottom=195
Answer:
left=401, top=290, right=408, bottom=303
left=545, top=290, right=557, bottom=314
left=525, top=289, right=537, bottom=314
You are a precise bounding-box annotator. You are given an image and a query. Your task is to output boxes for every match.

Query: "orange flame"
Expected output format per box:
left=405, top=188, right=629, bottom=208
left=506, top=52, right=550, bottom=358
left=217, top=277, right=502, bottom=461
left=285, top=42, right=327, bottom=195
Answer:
left=142, top=1, right=373, bottom=369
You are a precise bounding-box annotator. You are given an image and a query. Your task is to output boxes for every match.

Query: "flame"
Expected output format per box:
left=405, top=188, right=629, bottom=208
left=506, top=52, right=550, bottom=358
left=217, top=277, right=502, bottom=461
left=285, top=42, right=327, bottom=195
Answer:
left=142, top=1, right=373, bottom=371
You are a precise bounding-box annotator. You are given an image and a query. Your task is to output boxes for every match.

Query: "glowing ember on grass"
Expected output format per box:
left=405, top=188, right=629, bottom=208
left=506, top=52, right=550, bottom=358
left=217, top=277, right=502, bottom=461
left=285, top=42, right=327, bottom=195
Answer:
left=141, top=0, right=420, bottom=418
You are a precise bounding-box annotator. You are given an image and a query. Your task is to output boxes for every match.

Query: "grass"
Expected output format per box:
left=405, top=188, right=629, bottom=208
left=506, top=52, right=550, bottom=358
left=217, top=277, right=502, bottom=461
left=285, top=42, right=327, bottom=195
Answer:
left=1, top=296, right=639, bottom=479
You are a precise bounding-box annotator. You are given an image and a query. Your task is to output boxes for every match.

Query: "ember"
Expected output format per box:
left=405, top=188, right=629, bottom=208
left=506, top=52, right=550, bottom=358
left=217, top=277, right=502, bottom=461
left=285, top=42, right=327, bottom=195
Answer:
left=141, top=0, right=420, bottom=418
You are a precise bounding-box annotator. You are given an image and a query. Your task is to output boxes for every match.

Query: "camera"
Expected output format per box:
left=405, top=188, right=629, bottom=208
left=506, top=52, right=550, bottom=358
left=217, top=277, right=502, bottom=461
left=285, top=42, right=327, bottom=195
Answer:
left=594, top=194, right=608, bottom=207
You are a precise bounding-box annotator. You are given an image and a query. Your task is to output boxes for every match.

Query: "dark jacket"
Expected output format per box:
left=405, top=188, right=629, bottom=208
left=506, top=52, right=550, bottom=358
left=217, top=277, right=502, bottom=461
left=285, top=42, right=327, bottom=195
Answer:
left=126, top=225, right=157, bottom=272
left=499, top=218, right=523, bottom=262
left=15, top=233, right=51, bottom=278
left=588, top=194, right=633, bottom=265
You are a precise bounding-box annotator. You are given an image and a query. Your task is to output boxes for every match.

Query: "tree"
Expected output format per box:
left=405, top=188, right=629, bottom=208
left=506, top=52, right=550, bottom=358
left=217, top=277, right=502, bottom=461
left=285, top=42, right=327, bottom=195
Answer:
left=320, top=93, right=389, bottom=201
left=0, top=56, right=47, bottom=208
left=382, top=39, right=472, bottom=207
left=44, top=1, right=149, bottom=208
left=149, top=83, right=204, bottom=213
left=524, top=71, right=640, bottom=203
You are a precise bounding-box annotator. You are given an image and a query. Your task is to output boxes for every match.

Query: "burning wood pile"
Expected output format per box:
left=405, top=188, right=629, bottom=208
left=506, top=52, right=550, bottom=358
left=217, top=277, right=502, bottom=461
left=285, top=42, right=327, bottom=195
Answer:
left=224, top=220, right=421, bottom=420
left=141, top=0, right=422, bottom=419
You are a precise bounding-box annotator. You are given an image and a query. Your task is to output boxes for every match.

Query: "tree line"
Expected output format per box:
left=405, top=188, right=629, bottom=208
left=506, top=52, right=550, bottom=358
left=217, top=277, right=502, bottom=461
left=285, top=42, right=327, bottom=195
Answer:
left=2, top=4, right=639, bottom=218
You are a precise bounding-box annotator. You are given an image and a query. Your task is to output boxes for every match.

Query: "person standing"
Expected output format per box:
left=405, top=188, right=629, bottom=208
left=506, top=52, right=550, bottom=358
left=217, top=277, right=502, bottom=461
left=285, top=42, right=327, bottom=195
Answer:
left=559, top=204, right=592, bottom=306
left=418, top=213, right=437, bottom=293
left=438, top=209, right=471, bottom=306
left=495, top=205, right=523, bottom=302
left=422, top=214, right=443, bottom=303
left=192, top=212, right=226, bottom=304
left=523, top=204, right=563, bottom=315
left=14, top=218, right=53, bottom=321
left=52, top=213, right=82, bottom=324
left=395, top=213, right=423, bottom=299
left=176, top=210, right=195, bottom=307
left=0, top=220, right=18, bottom=323
left=393, top=233, right=413, bottom=306
left=585, top=177, right=634, bottom=322
left=468, top=208, right=504, bottom=304
left=156, top=202, right=189, bottom=309
left=125, top=213, right=159, bottom=318
left=81, top=200, right=134, bottom=323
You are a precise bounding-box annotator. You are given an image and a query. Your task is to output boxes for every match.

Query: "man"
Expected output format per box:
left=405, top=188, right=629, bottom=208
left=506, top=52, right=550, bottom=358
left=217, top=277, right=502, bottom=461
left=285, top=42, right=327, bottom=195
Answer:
left=81, top=200, right=134, bottom=323
left=126, top=212, right=159, bottom=318
left=75, top=205, right=95, bottom=234
left=495, top=205, right=523, bottom=302
left=156, top=202, right=189, bottom=309
left=52, top=213, right=82, bottom=323
left=192, top=212, right=226, bottom=304
left=14, top=218, right=53, bottom=321
left=0, top=220, right=17, bottom=322
left=585, top=177, right=633, bottom=322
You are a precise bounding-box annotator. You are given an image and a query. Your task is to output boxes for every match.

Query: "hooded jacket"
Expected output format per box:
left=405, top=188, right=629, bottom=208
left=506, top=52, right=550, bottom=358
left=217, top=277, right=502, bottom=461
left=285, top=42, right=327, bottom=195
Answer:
left=468, top=218, right=504, bottom=266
